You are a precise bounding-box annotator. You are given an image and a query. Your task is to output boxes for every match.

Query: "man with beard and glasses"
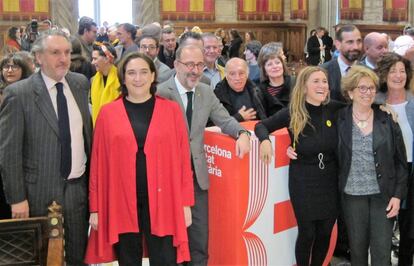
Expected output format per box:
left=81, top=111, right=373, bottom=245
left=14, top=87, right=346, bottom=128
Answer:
left=157, top=45, right=251, bottom=266
left=321, top=24, right=362, bottom=102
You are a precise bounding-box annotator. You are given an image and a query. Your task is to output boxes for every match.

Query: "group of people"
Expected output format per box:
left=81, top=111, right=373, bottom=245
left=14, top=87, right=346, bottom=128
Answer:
left=2, top=15, right=414, bottom=266
left=256, top=24, right=414, bottom=266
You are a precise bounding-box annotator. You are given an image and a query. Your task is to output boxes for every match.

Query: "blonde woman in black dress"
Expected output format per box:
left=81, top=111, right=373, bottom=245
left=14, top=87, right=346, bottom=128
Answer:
left=255, top=66, right=342, bottom=265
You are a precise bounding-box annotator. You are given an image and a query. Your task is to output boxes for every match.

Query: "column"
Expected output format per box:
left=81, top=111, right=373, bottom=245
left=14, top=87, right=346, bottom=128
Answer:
left=133, top=0, right=160, bottom=26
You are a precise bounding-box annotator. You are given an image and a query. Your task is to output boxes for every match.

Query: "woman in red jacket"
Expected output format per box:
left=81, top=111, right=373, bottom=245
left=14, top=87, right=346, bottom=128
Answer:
left=85, top=52, right=194, bottom=266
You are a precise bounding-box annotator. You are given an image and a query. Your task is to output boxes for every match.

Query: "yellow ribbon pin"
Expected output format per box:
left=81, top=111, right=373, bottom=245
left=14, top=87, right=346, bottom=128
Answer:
left=326, top=120, right=332, bottom=127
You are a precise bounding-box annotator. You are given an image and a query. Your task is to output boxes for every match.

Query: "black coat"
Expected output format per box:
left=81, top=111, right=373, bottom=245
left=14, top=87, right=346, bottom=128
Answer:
left=306, top=35, right=322, bottom=66
left=214, top=78, right=267, bottom=122
left=337, top=105, right=408, bottom=200
left=258, top=75, right=295, bottom=116
left=228, top=37, right=243, bottom=58
left=157, top=44, right=178, bottom=69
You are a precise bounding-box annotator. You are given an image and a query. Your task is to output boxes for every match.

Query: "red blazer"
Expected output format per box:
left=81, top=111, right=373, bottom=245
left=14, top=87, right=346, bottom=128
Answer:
left=84, top=96, right=194, bottom=263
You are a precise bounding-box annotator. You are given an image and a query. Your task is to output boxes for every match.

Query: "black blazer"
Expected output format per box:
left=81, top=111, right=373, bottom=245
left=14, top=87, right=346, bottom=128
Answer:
left=214, top=78, right=267, bottom=122
left=306, top=35, right=322, bottom=66
left=337, top=105, right=408, bottom=200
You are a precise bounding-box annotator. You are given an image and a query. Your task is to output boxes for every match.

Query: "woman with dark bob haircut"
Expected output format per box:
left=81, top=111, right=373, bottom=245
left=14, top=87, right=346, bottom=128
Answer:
left=375, top=52, right=414, bottom=266
left=85, top=52, right=194, bottom=265
left=0, top=53, right=33, bottom=97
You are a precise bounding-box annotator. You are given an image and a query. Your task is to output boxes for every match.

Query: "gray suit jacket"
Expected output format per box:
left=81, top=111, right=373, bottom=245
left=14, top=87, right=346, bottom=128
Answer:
left=0, top=71, right=92, bottom=216
left=155, top=59, right=174, bottom=83
left=157, top=76, right=243, bottom=189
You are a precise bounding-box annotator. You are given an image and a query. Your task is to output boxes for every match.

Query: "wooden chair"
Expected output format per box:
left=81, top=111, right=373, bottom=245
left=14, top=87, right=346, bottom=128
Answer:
left=0, top=201, right=64, bottom=266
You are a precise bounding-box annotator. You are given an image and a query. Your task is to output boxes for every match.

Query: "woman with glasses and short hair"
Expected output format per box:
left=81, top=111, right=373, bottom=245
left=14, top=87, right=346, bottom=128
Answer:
left=375, top=52, right=414, bottom=266
left=0, top=53, right=33, bottom=220
left=0, top=53, right=33, bottom=101
left=338, top=64, right=407, bottom=266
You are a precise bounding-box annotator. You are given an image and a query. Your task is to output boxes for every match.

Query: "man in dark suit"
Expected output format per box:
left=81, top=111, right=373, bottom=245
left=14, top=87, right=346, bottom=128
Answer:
left=360, top=32, right=388, bottom=69
left=0, top=30, right=92, bottom=266
left=157, top=45, right=250, bottom=266
left=306, top=27, right=326, bottom=66
left=321, top=24, right=362, bottom=102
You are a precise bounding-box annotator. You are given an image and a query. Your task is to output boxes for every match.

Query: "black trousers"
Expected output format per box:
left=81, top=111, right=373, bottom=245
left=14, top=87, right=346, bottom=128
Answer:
left=115, top=196, right=177, bottom=266
left=398, top=162, right=414, bottom=266
left=0, top=174, right=11, bottom=219
left=295, top=218, right=336, bottom=266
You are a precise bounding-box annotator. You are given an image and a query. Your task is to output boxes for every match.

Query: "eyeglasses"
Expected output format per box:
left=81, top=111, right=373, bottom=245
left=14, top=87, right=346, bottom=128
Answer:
left=140, top=45, right=157, bottom=51
left=357, top=85, right=376, bottom=94
left=2, top=64, right=20, bottom=71
left=177, top=61, right=205, bottom=70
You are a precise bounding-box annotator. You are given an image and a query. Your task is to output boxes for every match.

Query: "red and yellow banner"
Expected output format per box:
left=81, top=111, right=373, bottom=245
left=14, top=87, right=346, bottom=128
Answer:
left=340, top=0, right=363, bottom=20
left=161, top=0, right=215, bottom=21
left=0, top=0, right=49, bottom=20
left=290, top=0, right=308, bottom=20
left=238, top=0, right=283, bottom=20
left=383, top=0, right=408, bottom=22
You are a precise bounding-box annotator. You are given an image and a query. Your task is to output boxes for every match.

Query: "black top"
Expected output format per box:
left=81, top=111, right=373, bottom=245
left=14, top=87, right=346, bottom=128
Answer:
left=258, top=76, right=295, bottom=116
left=229, top=88, right=253, bottom=111
left=255, top=101, right=343, bottom=221
left=123, top=96, right=155, bottom=198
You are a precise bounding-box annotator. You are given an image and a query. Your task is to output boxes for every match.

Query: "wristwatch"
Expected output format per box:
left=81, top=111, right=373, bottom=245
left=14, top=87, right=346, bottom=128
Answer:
left=237, top=129, right=251, bottom=138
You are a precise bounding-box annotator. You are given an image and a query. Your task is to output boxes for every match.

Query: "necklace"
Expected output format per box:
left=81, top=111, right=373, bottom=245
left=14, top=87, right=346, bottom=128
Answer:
left=352, top=109, right=372, bottom=129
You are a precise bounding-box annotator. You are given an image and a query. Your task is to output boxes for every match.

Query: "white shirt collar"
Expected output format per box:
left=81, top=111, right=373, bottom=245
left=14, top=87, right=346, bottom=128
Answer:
left=337, top=56, right=352, bottom=77
left=174, top=75, right=195, bottom=95
left=40, top=71, right=68, bottom=92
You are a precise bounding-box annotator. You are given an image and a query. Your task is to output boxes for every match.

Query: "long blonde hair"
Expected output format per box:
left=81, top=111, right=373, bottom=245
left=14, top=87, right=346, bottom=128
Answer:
left=289, top=66, right=329, bottom=147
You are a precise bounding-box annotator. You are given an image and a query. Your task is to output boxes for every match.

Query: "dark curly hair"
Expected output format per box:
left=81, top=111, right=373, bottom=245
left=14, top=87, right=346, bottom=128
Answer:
left=376, top=52, right=412, bottom=93
left=117, top=52, right=158, bottom=96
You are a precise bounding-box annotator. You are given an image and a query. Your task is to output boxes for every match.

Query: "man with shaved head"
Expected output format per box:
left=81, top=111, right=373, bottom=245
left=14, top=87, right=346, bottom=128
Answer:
left=214, top=57, right=271, bottom=122
left=361, top=32, right=388, bottom=69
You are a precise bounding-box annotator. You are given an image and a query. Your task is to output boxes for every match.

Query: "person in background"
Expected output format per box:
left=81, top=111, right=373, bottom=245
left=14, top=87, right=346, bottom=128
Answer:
left=214, top=58, right=268, bottom=122
left=107, top=25, right=120, bottom=47
left=255, top=66, right=342, bottom=266
left=85, top=52, right=194, bottom=265
left=70, top=36, right=96, bottom=80
left=304, top=29, right=316, bottom=60
left=257, top=44, right=295, bottom=115
left=322, top=28, right=334, bottom=62
left=306, top=27, right=326, bottom=66
left=158, top=27, right=178, bottom=69
left=90, top=42, right=120, bottom=126
left=338, top=65, right=407, bottom=266
left=375, top=52, right=414, bottom=266
left=115, top=23, right=139, bottom=62
left=15, top=51, right=36, bottom=73
left=96, top=26, right=109, bottom=43
left=321, top=24, right=363, bottom=102
left=244, top=40, right=262, bottom=85
left=202, top=33, right=225, bottom=88
left=77, top=16, right=97, bottom=62
left=245, top=31, right=256, bottom=43
left=5, top=26, right=21, bottom=52
left=0, top=53, right=33, bottom=99
left=228, top=29, right=243, bottom=58
left=360, top=32, right=389, bottom=70
left=138, top=35, right=173, bottom=83
left=215, top=28, right=229, bottom=60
